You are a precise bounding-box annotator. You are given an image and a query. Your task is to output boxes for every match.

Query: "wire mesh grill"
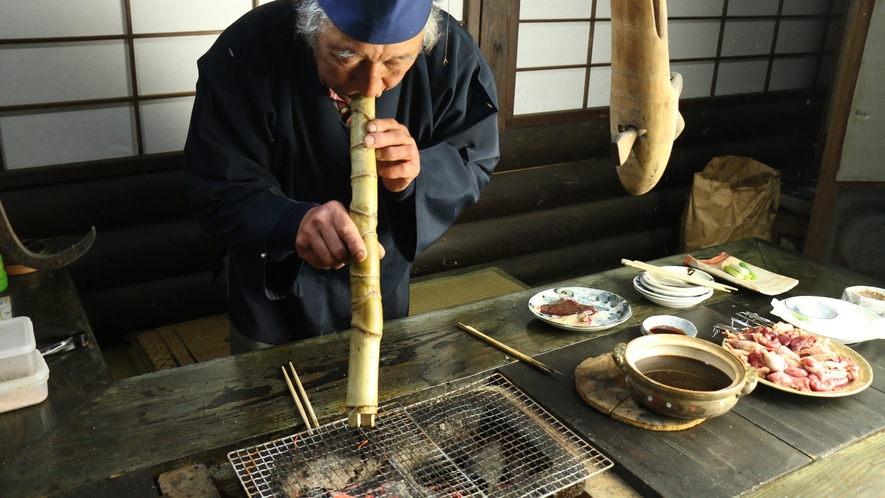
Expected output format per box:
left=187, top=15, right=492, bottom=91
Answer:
left=228, top=373, right=612, bottom=497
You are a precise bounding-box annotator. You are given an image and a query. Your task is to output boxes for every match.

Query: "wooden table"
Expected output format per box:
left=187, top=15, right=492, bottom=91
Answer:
left=0, top=269, right=111, bottom=462
left=1, top=238, right=884, bottom=497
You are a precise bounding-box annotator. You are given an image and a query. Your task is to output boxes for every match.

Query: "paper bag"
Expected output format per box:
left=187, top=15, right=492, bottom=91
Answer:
left=680, top=156, right=780, bottom=252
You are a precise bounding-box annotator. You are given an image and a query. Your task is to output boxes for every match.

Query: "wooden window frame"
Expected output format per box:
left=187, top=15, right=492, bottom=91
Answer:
left=0, top=0, right=266, bottom=179
left=478, top=0, right=843, bottom=130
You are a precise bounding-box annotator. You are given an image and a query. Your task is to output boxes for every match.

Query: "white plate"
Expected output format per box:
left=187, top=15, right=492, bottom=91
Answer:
left=642, top=266, right=715, bottom=291
left=685, top=253, right=798, bottom=296
left=770, top=296, right=884, bottom=344
left=633, top=277, right=713, bottom=308
left=640, top=273, right=710, bottom=298
left=528, top=287, right=632, bottom=331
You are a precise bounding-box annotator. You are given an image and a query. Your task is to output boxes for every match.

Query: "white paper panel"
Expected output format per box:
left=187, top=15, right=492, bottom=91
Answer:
left=0, top=0, right=125, bottom=38
left=0, top=42, right=130, bottom=107
left=715, top=59, right=768, bottom=95
left=520, top=0, right=593, bottom=20
left=441, top=0, right=464, bottom=22
left=838, top=0, right=885, bottom=181
left=517, top=23, right=590, bottom=68
left=514, top=68, right=585, bottom=115
left=135, top=35, right=217, bottom=95
left=670, top=61, right=715, bottom=98
left=668, top=0, right=725, bottom=17
left=776, top=19, right=827, bottom=54
left=824, top=16, right=845, bottom=51
left=782, top=0, right=830, bottom=16
left=669, top=20, right=721, bottom=59
left=130, top=0, right=251, bottom=34
left=591, top=21, right=612, bottom=64
left=585, top=66, right=611, bottom=108
left=769, top=56, right=817, bottom=91
left=595, top=0, right=610, bottom=19
left=0, top=105, right=136, bottom=170
left=727, top=0, right=779, bottom=16
left=720, top=20, right=775, bottom=56
left=140, top=97, right=194, bottom=154
left=817, top=54, right=836, bottom=86
left=831, top=0, right=849, bottom=15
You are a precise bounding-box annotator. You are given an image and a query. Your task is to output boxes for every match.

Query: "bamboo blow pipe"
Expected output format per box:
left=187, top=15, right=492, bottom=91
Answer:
left=345, top=96, right=383, bottom=428
left=610, top=0, right=685, bottom=195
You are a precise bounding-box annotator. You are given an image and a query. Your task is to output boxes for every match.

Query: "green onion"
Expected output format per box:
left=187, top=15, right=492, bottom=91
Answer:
left=739, top=262, right=757, bottom=280
left=724, top=265, right=743, bottom=278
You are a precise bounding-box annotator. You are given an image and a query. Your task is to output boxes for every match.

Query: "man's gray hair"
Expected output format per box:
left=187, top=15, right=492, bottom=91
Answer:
left=295, top=0, right=442, bottom=53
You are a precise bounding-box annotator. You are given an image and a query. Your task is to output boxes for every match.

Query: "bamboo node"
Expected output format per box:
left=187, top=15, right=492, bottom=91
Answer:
left=348, top=206, right=376, bottom=218
left=350, top=170, right=378, bottom=179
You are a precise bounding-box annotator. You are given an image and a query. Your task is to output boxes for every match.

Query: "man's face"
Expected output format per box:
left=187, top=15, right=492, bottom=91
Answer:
left=314, top=21, right=423, bottom=103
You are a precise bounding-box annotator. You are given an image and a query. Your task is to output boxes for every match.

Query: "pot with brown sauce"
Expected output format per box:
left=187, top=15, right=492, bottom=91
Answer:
left=612, top=335, right=757, bottom=420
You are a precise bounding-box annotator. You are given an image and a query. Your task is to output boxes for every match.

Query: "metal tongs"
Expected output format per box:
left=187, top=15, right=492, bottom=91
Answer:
left=713, top=311, right=776, bottom=336
left=38, top=330, right=89, bottom=356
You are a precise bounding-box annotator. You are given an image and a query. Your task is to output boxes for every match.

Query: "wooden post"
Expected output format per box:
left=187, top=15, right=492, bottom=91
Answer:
left=804, top=0, right=877, bottom=260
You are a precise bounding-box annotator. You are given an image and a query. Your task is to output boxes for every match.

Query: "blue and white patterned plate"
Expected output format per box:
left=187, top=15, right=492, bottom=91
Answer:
left=528, top=287, right=632, bottom=331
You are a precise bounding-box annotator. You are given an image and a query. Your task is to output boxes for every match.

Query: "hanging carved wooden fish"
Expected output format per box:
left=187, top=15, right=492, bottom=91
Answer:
left=610, top=0, right=685, bottom=195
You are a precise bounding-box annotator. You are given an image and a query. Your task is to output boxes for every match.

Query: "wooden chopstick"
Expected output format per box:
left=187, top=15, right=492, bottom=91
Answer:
left=621, top=259, right=738, bottom=292
left=281, top=365, right=312, bottom=430
left=456, top=322, right=562, bottom=376
left=288, top=362, right=319, bottom=428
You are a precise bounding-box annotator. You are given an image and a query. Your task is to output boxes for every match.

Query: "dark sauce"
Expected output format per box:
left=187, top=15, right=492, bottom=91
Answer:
left=648, top=325, right=686, bottom=335
left=635, top=355, right=733, bottom=391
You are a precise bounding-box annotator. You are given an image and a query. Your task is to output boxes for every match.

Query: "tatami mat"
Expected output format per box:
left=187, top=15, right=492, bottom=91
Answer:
left=127, top=314, right=230, bottom=372
left=107, top=267, right=526, bottom=378
left=409, top=267, right=529, bottom=315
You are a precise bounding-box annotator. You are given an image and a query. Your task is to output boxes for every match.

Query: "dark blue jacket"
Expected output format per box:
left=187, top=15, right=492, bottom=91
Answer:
left=183, top=0, right=499, bottom=344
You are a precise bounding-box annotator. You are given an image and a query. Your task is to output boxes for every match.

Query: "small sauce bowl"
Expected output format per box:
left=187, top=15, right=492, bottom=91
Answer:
left=641, top=315, right=698, bottom=337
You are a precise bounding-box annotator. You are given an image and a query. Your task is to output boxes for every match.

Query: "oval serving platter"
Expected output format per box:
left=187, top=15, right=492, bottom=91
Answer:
left=721, top=331, right=873, bottom=398
left=529, top=287, right=632, bottom=332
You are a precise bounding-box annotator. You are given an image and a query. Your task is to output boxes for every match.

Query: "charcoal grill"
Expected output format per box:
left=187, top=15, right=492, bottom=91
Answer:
left=228, top=373, right=612, bottom=497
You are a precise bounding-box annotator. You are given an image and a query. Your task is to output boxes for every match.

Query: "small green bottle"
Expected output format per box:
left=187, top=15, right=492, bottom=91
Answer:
left=0, top=253, right=8, bottom=293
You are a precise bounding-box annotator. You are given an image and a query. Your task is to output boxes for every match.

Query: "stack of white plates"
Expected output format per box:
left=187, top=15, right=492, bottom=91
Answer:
left=633, top=266, right=715, bottom=308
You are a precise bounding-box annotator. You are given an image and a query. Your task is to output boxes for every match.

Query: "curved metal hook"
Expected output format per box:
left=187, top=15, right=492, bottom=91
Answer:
left=0, top=199, right=96, bottom=271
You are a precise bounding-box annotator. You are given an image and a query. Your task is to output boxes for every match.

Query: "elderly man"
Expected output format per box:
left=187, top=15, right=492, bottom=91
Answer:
left=183, top=0, right=499, bottom=352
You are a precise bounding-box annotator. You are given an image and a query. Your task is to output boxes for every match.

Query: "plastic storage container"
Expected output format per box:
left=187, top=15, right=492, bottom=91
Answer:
left=0, top=316, right=50, bottom=413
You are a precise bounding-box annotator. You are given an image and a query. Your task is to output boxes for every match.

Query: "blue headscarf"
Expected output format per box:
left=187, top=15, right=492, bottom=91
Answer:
left=317, top=0, right=433, bottom=44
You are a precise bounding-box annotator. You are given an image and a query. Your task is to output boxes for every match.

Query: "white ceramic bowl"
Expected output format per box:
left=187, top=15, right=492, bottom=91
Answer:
left=641, top=266, right=714, bottom=297
left=640, top=273, right=709, bottom=298
left=783, top=296, right=839, bottom=321
left=641, top=315, right=699, bottom=337
left=842, top=286, right=885, bottom=317
left=633, top=276, right=713, bottom=308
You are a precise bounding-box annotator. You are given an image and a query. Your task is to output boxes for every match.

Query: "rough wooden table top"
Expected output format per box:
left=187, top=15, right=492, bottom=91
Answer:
left=2, top=238, right=884, bottom=497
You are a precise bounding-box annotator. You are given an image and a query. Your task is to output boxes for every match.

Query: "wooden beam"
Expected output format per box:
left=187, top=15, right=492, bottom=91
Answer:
left=479, top=0, right=518, bottom=128
left=464, top=0, right=482, bottom=42
left=805, top=0, right=877, bottom=260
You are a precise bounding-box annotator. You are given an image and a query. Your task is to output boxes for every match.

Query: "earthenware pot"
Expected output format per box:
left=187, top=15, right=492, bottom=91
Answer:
left=611, top=334, right=757, bottom=420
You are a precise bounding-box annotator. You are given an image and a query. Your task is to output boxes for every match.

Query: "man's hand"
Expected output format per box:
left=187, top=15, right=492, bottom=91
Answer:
left=296, top=201, right=385, bottom=269
left=363, top=118, right=420, bottom=193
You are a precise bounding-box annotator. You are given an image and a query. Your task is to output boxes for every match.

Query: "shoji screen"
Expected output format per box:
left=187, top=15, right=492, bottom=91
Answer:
left=0, top=0, right=464, bottom=172
left=512, top=0, right=844, bottom=120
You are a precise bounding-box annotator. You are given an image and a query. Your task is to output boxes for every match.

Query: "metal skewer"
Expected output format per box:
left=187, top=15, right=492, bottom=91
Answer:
left=456, top=322, right=563, bottom=376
